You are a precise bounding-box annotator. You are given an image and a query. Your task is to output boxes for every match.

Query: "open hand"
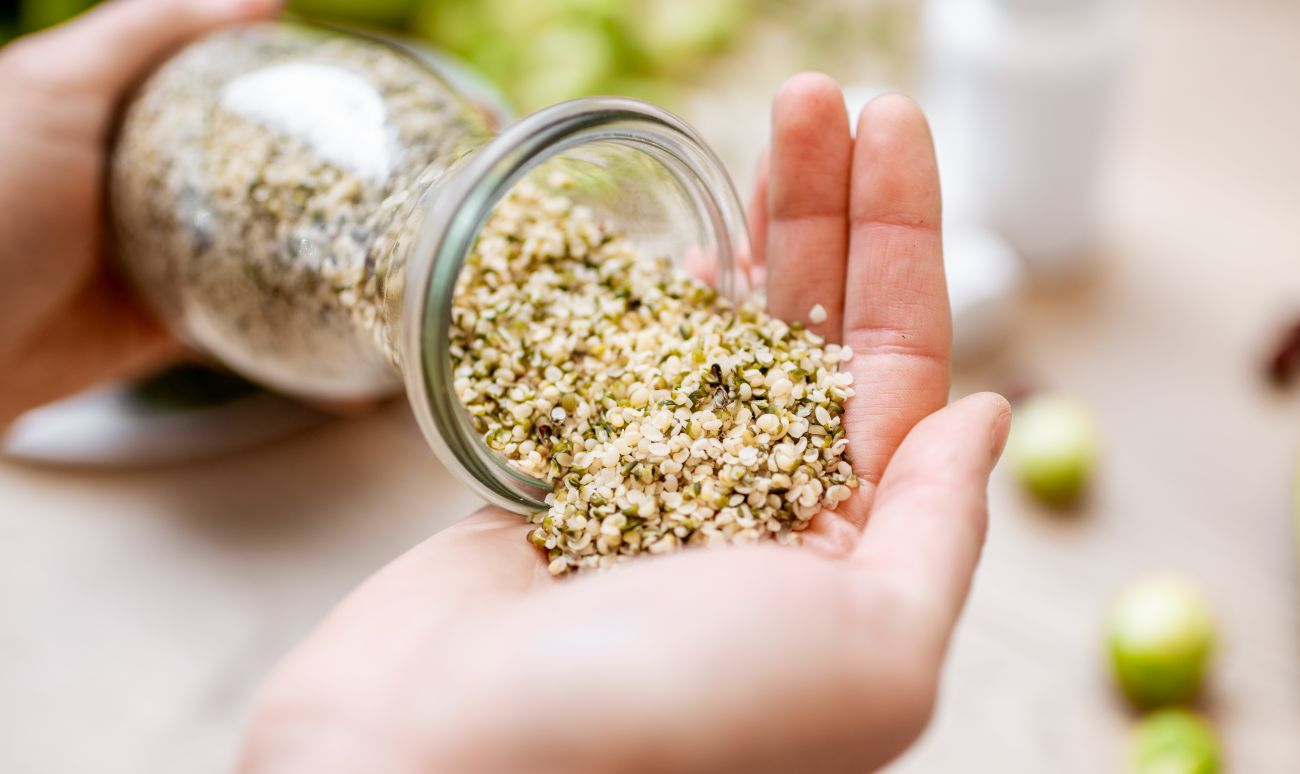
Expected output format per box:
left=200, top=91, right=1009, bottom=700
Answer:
left=240, top=76, right=1011, bottom=774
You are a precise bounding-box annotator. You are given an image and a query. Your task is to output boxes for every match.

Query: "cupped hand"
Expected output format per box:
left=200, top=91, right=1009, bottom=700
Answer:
left=0, top=0, right=279, bottom=428
left=240, top=76, right=1011, bottom=774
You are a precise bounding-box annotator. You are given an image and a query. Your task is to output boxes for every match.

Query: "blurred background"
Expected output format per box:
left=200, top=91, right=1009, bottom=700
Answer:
left=1, top=0, right=1298, bottom=772
left=2, top=0, right=915, bottom=112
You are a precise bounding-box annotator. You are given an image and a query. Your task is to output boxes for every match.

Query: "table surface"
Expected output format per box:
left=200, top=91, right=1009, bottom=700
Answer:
left=3, top=1, right=1298, bottom=772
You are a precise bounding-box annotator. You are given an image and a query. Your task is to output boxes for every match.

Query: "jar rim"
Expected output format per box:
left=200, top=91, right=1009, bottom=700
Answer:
left=401, top=97, right=751, bottom=514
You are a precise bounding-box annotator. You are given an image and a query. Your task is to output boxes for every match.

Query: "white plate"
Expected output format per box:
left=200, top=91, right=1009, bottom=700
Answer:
left=2, top=378, right=331, bottom=469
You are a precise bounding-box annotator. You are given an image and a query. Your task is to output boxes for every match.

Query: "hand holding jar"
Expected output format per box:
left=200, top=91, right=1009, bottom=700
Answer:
left=0, top=0, right=280, bottom=429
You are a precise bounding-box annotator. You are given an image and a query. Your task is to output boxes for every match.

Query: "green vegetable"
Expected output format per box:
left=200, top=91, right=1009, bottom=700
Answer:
left=1130, top=709, right=1220, bottom=774
left=1007, top=393, right=1097, bottom=505
left=288, top=0, right=418, bottom=27
left=626, top=0, right=746, bottom=72
left=409, top=0, right=757, bottom=110
left=515, top=19, right=616, bottom=109
left=1108, top=575, right=1216, bottom=708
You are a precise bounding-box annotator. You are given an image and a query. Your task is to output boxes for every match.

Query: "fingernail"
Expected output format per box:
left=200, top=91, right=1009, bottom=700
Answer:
left=991, top=407, right=1012, bottom=460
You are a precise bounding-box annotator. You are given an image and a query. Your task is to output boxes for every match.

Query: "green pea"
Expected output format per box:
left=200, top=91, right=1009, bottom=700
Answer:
left=1108, top=575, right=1216, bottom=708
left=1130, top=709, right=1220, bottom=774
left=1007, top=393, right=1097, bottom=505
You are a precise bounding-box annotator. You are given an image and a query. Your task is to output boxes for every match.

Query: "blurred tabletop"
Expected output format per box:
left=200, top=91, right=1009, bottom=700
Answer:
left=2, top=0, right=1298, bottom=772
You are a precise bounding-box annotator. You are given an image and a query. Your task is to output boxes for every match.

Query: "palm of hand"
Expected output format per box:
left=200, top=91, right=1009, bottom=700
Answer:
left=243, top=79, right=1009, bottom=774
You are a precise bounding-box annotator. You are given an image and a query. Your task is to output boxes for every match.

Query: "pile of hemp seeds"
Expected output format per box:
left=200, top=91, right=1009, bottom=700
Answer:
left=450, top=178, right=859, bottom=575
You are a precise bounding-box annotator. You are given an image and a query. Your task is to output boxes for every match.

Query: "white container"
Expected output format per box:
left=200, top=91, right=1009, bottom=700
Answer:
left=921, top=0, right=1140, bottom=279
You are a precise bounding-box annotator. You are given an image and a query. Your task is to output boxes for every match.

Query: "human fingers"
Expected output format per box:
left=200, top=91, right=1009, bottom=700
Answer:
left=837, top=94, right=949, bottom=524
left=764, top=72, right=852, bottom=341
left=3, top=0, right=279, bottom=107
left=851, top=392, right=1010, bottom=656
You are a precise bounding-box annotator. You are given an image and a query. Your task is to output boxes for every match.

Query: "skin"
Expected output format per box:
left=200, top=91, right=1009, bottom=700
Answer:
left=0, top=5, right=1011, bottom=771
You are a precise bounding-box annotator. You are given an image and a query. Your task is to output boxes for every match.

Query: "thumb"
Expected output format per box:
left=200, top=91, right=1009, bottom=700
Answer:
left=851, top=392, right=1011, bottom=650
left=9, top=0, right=279, bottom=97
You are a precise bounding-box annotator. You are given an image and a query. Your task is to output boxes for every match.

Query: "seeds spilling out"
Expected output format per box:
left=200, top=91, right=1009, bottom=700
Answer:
left=450, top=178, right=859, bottom=574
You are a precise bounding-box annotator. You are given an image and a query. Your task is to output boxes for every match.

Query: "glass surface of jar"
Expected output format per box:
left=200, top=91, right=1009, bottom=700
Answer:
left=110, top=22, right=750, bottom=513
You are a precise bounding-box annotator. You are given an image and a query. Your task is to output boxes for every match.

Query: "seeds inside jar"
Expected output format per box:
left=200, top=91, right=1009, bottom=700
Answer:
left=451, top=177, right=859, bottom=574
left=111, top=26, right=491, bottom=398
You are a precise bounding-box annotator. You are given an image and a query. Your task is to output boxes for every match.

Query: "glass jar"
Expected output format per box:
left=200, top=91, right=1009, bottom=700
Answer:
left=109, top=22, right=749, bottom=512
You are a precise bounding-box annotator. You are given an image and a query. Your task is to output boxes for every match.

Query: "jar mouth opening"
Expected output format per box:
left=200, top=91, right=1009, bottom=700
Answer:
left=402, top=97, right=751, bottom=514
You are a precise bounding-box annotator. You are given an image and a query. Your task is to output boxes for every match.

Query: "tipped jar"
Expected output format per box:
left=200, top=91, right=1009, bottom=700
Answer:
left=110, top=22, right=750, bottom=511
